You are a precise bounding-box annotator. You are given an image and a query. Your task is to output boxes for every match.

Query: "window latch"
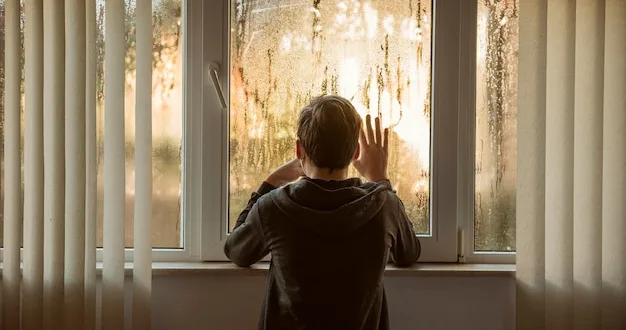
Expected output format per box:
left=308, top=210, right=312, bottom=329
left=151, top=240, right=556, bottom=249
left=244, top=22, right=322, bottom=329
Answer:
left=209, top=62, right=227, bottom=109
left=457, top=229, right=465, bottom=263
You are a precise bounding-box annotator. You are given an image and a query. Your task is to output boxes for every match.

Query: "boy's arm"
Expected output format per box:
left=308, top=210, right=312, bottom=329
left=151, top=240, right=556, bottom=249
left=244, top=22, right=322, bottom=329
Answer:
left=389, top=197, right=421, bottom=267
left=225, top=158, right=303, bottom=266
left=224, top=182, right=275, bottom=267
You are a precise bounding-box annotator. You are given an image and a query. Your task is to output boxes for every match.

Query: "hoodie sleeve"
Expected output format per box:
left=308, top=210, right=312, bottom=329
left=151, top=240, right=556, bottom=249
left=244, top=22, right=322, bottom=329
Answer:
left=389, top=196, right=421, bottom=267
left=224, top=182, right=275, bottom=267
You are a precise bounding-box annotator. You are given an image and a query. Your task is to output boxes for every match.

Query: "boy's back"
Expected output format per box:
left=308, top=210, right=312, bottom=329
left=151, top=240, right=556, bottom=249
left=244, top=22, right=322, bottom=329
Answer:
left=225, top=177, right=420, bottom=330
left=224, top=95, right=420, bottom=330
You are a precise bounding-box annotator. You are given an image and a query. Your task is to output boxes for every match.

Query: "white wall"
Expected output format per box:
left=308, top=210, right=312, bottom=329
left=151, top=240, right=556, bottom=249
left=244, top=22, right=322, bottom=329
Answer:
left=0, top=273, right=514, bottom=329
left=147, top=274, right=515, bottom=330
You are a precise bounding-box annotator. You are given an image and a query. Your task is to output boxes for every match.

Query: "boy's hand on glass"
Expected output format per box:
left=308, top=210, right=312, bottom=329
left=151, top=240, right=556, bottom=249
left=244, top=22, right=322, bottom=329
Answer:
left=266, top=159, right=305, bottom=187
left=353, top=115, right=389, bottom=183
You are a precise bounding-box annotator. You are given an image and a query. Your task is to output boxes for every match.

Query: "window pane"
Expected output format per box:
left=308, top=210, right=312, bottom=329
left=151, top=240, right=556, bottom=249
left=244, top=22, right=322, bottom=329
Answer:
left=229, top=0, right=433, bottom=234
left=95, top=0, right=183, bottom=248
left=474, top=0, right=518, bottom=252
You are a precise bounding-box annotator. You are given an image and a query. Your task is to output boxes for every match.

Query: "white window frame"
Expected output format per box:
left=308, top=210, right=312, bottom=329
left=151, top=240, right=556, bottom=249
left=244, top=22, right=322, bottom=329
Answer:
left=146, top=0, right=517, bottom=264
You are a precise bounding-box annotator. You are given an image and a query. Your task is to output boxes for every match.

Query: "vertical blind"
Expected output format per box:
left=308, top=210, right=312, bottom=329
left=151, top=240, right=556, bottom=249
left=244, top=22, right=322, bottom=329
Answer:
left=1, top=0, right=154, bottom=329
left=517, top=0, right=626, bottom=330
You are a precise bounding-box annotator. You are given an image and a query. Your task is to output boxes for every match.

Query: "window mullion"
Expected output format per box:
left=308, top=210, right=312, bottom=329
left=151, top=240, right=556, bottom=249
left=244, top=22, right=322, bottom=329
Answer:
left=424, top=0, right=464, bottom=262
left=200, top=0, right=229, bottom=260
left=457, top=0, right=478, bottom=263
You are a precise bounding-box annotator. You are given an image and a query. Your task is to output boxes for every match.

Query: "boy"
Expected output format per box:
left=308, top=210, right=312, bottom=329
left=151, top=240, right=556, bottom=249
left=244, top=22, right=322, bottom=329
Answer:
left=225, top=95, right=421, bottom=330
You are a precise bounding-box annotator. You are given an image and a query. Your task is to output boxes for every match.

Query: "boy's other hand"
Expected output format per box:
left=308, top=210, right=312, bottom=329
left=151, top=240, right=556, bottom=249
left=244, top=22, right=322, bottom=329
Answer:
left=266, top=159, right=305, bottom=187
left=353, top=115, right=389, bottom=182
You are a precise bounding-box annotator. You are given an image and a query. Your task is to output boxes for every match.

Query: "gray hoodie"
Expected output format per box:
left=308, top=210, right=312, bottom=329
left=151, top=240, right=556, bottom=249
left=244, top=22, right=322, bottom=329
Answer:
left=225, top=177, right=421, bottom=330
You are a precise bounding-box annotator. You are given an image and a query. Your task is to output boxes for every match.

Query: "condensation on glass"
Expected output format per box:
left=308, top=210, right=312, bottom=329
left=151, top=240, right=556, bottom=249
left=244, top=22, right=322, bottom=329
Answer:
left=229, top=0, right=433, bottom=234
left=0, top=0, right=184, bottom=248
left=475, top=0, right=518, bottom=252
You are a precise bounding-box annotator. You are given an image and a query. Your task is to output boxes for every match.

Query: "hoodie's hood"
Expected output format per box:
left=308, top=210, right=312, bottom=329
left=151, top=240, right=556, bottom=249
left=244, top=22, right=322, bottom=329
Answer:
left=270, top=177, right=391, bottom=237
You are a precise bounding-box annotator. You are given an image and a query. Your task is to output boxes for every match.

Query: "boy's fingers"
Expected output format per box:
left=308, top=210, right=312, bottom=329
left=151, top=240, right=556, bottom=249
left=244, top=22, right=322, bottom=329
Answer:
left=366, top=115, right=375, bottom=145
left=375, top=117, right=382, bottom=146
left=383, top=128, right=389, bottom=154
left=359, top=128, right=368, bottom=146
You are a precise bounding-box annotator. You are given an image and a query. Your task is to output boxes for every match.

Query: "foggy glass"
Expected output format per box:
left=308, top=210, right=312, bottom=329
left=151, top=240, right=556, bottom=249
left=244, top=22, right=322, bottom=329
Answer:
left=474, top=0, right=518, bottom=252
left=229, top=0, right=434, bottom=234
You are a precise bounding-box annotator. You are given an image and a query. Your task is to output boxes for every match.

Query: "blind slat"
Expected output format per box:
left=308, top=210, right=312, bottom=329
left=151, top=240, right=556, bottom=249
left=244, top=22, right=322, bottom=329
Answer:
left=544, top=1, right=576, bottom=329
left=85, top=0, right=98, bottom=328
left=602, top=1, right=626, bottom=328
left=2, top=0, right=23, bottom=329
left=133, top=0, right=153, bottom=327
left=515, top=2, right=547, bottom=329
left=64, top=0, right=87, bottom=329
left=572, top=0, right=605, bottom=328
left=102, top=0, right=127, bottom=329
left=42, top=1, right=66, bottom=329
left=23, top=0, right=46, bottom=328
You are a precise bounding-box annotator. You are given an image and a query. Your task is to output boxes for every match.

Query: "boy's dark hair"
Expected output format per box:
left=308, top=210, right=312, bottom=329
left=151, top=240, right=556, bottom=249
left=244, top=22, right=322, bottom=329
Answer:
left=297, top=95, right=362, bottom=171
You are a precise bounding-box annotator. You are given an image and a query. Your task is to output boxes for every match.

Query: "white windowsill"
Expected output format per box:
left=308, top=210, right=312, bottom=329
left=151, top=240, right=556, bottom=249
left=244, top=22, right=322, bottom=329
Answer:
left=0, top=262, right=515, bottom=277
left=131, top=262, right=515, bottom=277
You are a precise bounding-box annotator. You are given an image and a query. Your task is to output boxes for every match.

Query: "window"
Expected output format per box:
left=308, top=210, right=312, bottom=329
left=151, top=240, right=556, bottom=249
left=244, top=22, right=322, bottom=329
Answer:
left=0, top=0, right=519, bottom=263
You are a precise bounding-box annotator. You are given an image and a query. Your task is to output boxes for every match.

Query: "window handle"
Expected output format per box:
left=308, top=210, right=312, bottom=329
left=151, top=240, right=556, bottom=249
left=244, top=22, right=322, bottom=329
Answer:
left=209, top=62, right=227, bottom=109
